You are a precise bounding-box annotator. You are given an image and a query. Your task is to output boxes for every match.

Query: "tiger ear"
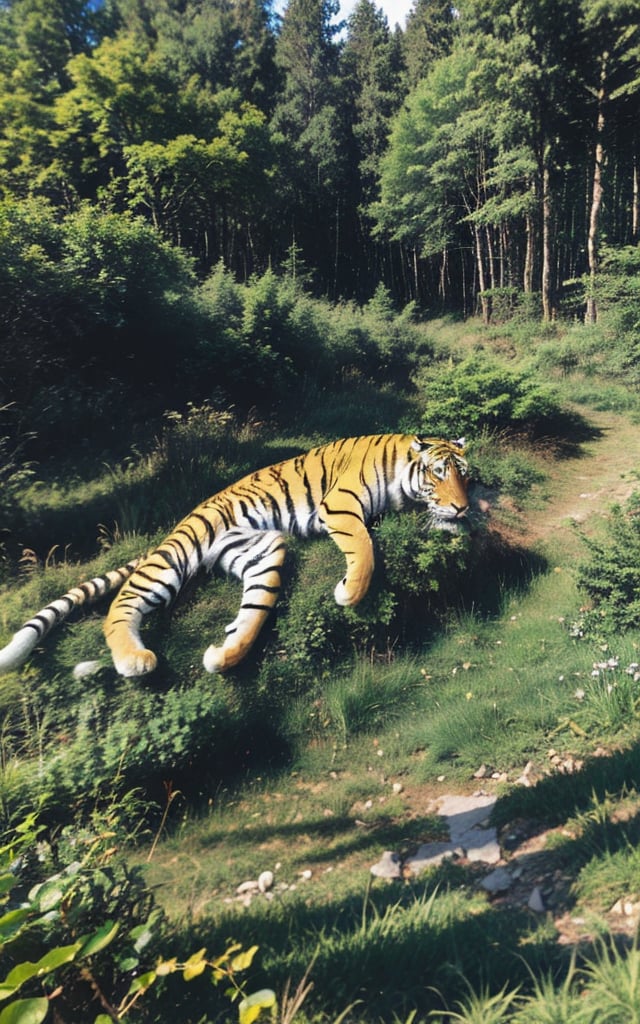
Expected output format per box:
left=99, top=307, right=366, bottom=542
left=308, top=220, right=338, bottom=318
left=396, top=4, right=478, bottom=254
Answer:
left=411, top=435, right=438, bottom=452
left=454, top=437, right=466, bottom=450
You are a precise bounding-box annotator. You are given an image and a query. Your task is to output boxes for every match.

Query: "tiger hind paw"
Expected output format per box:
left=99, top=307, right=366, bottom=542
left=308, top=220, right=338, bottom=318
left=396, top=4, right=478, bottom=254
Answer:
left=203, top=644, right=227, bottom=673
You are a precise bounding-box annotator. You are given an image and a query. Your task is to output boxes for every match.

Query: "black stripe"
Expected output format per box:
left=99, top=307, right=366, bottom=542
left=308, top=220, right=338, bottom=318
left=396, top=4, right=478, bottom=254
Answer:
left=240, top=602, right=272, bottom=612
left=244, top=583, right=280, bottom=594
left=321, top=503, right=364, bottom=521
left=337, top=487, right=367, bottom=518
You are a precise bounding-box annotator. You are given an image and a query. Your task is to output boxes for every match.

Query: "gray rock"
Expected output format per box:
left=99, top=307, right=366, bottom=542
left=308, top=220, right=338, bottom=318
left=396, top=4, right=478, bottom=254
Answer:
left=481, top=867, right=512, bottom=894
left=370, top=850, right=402, bottom=879
left=406, top=841, right=458, bottom=875
left=258, top=871, right=274, bottom=893
left=528, top=886, right=545, bottom=912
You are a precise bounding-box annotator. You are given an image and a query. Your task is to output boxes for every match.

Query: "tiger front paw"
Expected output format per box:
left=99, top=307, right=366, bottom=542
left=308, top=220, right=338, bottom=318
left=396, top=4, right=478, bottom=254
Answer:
left=334, top=578, right=362, bottom=607
left=113, top=648, right=158, bottom=677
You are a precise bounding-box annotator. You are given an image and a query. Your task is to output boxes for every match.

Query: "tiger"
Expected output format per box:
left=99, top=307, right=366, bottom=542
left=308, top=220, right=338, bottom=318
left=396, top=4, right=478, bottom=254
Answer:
left=0, top=434, right=469, bottom=678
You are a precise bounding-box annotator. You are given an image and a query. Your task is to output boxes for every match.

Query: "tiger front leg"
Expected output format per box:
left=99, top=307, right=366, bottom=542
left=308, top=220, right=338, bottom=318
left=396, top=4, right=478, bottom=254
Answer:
left=203, top=530, right=287, bottom=673
left=319, top=505, right=375, bottom=607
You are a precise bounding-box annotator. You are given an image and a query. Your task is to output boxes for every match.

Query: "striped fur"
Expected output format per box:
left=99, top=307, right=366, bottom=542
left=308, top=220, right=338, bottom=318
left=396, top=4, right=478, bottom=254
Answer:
left=0, top=434, right=469, bottom=677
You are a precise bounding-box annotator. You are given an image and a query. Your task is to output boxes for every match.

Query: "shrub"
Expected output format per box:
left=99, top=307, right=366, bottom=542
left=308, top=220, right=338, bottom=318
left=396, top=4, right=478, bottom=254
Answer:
left=416, top=354, right=561, bottom=438
left=575, top=491, right=640, bottom=636
left=0, top=807, right=271, bottom=1023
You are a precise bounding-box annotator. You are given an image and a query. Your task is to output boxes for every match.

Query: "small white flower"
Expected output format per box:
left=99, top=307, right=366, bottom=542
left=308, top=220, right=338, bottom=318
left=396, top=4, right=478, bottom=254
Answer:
left=574, top=688, right=585, bottom=701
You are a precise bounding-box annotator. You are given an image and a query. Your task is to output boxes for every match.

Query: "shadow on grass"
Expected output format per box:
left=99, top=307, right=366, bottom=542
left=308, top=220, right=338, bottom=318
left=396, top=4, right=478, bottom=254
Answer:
left=154, top=874, right=563, bottom=1024
left=493, top=742, right=640, bottom=830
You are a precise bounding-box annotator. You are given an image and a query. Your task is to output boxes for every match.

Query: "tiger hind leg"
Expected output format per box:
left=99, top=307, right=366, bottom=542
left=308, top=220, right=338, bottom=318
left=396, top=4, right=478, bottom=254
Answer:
left=203, top=529, right=286, bottom=673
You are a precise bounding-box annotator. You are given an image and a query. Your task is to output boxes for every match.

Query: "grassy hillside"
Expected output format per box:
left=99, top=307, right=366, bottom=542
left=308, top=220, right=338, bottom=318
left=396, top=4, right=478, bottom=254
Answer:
left=1, top=310, right=640, bottom=1022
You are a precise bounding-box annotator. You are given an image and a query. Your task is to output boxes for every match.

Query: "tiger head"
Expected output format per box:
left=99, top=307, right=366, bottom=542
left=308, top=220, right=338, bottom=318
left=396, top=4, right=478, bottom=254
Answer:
left=407, top=436, right=469, bottom=526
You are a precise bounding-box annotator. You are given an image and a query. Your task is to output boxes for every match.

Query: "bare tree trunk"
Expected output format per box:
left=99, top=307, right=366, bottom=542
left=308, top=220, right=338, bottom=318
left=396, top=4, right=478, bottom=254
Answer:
left=524, top=211, right=535, bottom=293
left=633, top=153, right=639, bottom=243
left=586, top=68, right=606, bottom=324
left=473, top=225, right=490, bottom=323
left=485, top=226, right=496, bottom=290
left=541, top=160, right=553, bottom=321
left=439, top=249, right=448, bottom=304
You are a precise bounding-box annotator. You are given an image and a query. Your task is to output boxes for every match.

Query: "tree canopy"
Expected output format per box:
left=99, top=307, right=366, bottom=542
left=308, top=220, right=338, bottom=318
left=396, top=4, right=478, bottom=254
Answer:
left=0, top=0, right=638, bottom=315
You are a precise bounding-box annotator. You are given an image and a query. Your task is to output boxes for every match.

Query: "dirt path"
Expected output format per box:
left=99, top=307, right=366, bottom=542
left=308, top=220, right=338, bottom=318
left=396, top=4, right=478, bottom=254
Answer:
left=517, top=408, right=640, bottom=548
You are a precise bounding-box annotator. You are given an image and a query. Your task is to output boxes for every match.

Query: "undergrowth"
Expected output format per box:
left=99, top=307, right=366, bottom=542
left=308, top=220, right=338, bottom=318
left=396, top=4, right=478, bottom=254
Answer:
left=1, top=305, right=640, bottom=1021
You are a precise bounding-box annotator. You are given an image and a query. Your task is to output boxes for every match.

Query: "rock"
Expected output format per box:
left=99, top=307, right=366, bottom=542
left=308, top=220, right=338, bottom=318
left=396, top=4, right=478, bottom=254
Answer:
left=370, top=851, right=402, bottom=879
left=610, top=898, right=636, bottom=916
left=481, top=867, right=512, bottom=894
left=406, top=792, right=501, bottom=877
left=473, top=764, right=488, bottom=779
left=528, top=886, right=545, bottom=913
left=236, top=880, right=259, bottom=895
left=73, top=660, right=103, bottom=680
left=258, top=871, right=274, bottom=893
left=392, top=782, right=404, bottom=795
left=439, top=793, right=501, bottom=864
left=406, top=842, right=457, bottom=875
left=300, top=869, right=312, bottom=880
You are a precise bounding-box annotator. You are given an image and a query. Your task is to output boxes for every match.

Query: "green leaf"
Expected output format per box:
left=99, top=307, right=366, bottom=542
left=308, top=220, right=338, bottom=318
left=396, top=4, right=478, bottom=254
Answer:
left=238, top=989, right=277, bottom=1024
left=183, top=948, right=207, bottom=981
left=0, top=998, right=49, bottom=1024
left=0, top=909, right=29, bottom=943
left=125, top=970, right=156, bottom=996
left=231, top=946, right=259, bottom=973
left=28, top=880, right=65, bottom=913
left=0, top=876, right=16, bottom=899
left=0, top=942, right=81, bottom=998
left=79, top=921, right=120, bottom=958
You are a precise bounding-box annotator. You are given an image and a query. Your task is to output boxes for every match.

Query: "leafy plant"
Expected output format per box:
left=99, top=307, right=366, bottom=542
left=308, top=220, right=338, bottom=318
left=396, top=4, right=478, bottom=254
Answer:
left=416, top=354, right=562, bottom=438
left=0, top=807, right=274, bottom=1024
left=576, top=492, right=640, bottom=635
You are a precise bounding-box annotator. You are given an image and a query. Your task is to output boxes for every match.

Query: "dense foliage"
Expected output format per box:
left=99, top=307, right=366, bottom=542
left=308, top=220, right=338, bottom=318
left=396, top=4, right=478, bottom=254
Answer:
left=0, top=0, right=638, bottom=322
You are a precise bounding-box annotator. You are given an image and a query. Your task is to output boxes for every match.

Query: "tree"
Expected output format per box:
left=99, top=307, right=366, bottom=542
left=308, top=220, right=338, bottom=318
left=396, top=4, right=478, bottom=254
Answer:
left=272, top=0, right=347, bottom=291
left=581, top=0, right=640, bottom=322
left=0, top=0, right=106, bottom=198
left=401, top=0, right=456, bottom=89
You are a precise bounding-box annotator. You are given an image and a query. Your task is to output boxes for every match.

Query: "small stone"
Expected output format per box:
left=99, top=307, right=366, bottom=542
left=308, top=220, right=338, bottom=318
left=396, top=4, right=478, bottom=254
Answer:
left=258, top=871, right=274, bottom=893
left=392, top=782, right=404, bottom=795
left=300, top=869, right=312, bottom=880
left=73, top=660, right=103, bottom=680
left=610, top=898, right=635, bottom=916
left=370, top=850, right=402, bottom=879
left=236, top=880, right=259, bottom=895
left=481, top=867, right=512, bottom=894
left=528, top=886, right=545, bottom=913
left=473, top=764, right=487, bottom=779
left=437, top=775, right=446, bottom=782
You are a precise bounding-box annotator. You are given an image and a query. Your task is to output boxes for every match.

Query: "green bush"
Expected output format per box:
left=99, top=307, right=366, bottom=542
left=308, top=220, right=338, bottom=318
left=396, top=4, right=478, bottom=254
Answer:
left=416, top=354, right=561, bottom=438
left=575, top=491, right=640, bottom=636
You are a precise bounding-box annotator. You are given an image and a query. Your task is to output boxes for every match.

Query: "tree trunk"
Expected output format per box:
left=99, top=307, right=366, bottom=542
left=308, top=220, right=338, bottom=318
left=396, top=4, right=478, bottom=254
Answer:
left=524, top=210, right=535, bottom=293
left=473, top=224, right=490, bottom=323
left=541, top=160, right=553, bottom=321
left=585, top=68, right=606, bottom=324
left=633, top=153, right=639, bottom=243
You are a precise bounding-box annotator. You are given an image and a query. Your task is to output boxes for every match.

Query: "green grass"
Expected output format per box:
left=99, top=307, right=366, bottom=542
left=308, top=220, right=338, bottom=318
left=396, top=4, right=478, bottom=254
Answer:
left=4, top=313, right=640, bottom=1021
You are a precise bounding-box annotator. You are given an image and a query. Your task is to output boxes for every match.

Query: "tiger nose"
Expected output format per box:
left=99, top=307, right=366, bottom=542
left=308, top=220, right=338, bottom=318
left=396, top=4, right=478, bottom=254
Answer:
left=452, top=502, right=468, bottom=518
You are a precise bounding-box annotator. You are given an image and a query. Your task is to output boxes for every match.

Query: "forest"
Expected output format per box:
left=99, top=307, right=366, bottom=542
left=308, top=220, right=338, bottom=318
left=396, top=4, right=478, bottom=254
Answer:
left=3, top=1, right=640, bottom=1023
left=2, top=0, right=640, bottom=455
